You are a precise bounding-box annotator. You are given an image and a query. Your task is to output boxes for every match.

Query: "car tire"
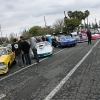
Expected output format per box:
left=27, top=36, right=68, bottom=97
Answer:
left=6, top=63, right=10, bottom=73
left=58, top=43, right=62, bottom=48
left=73, top=44, right=76, bottom=46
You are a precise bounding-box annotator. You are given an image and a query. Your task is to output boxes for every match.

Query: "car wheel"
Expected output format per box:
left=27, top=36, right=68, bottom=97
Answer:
left=73, top=44, right=75, bottom=46
left=58, top=43, right=62, bottom=48
left=6, top=66, right=9, bottom=73
left=6, top=63, right=9, bottom=74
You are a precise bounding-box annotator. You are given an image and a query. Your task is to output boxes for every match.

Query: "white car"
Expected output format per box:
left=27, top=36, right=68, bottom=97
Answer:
left=37, top=41, right=53, bottom=57
left=29, top=41, right=53, bottom=57
left=71, top=32, right=77, bottom=36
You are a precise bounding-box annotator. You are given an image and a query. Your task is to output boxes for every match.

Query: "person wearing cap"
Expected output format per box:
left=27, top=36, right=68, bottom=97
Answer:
left=18, top=36, right=25, bottom=64
left=21, top=38, right=31, bottom=65
left=12, top=38, right=24, bottom=67
left=30, top=34, right=39, bottom=64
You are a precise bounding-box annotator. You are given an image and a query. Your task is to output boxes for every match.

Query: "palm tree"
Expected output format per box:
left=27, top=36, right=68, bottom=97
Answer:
left=67, top=11, right=73, bottom=18
left=64, top=11, right=68, bottom=33
left=77, top=11, right=83, bottom=21
left=78, top=11, right=84, bottom=31
left=82, top=12, right=87, bottom=30
left=85, top=10, right=90, bottom=29
left=73, top=11, right=78, bottom=18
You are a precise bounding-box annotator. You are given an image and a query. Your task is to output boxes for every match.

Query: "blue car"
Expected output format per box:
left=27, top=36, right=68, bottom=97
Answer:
left=57, top=35, right=77, bottom=47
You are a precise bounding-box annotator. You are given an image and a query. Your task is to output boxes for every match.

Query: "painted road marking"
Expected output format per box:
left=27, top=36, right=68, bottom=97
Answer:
left=0, top=94, right=6, bottom=99
left=0, top=49, right=65, bottom=82
left=44, top=40, right=100, bottom=100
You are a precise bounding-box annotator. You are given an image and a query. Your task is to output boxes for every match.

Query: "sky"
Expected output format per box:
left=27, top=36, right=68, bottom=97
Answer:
left=0, top=0, right=100, bottom=37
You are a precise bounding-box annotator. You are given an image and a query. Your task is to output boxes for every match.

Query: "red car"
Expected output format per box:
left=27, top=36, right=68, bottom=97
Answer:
left=91, top=33, right=100, bottom=40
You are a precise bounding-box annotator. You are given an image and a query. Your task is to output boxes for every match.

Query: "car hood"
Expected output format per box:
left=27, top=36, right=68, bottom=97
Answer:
left=37, top=46, right=53, bottom=54
left=36, top=41, right=53, bottom=54
left=58, top=39, right=76, bottom=42
left=0, top=55, right=8, bottom=62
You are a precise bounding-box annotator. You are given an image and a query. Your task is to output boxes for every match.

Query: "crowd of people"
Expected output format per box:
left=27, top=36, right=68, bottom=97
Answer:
left=12, top=35, right=39, bottom=68
left=11, top=29, right=92, bottom=67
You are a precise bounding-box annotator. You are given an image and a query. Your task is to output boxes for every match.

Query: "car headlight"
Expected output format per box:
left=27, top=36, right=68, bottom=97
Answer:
left=0, top=62, right=5, bottom=66
left=0, top=62, right=7, bottom=70
left=75, top=40, right=77, bottom=43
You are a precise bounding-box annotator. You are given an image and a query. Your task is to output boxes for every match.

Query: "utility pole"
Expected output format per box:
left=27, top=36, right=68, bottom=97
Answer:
left=64, top=11, right=68, bottom=33
left=6, top=34, right=8, bottom=42
left=0, top=24, right=3, bottom=44
left=95, top=18, right=97, bottom=24
left=44, top=16, right=46, bottom=27
left=99, top=20, right=100, bottom=26
left=64, top=11, right=66, bottom=17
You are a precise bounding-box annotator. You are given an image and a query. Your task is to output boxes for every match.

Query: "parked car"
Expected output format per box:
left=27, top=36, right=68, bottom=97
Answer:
left=1, top=43, right=8, bottom=47
left=71, top=32, right=78, bottom=36
left=36, top=41, right=53, bottom=57
left=0, top=47, right=15, bottom=74
left=75, top=33, right=88, bottom=43
left=57, top=35, right=77, bottom=47
left=90, top=29, right=100, bottom=39
left=7, top=44, right=12, bottom=49
left=91, top=33, right=100, bottom=40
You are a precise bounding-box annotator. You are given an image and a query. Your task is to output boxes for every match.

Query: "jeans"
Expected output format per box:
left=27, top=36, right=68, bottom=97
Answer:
left=16, top=54, right=23, bottom=67
left=22, top=54, right=25, bottom=63
left=24, top=53, right=31, bottom=65
left=32, top=48, right=39, bottom=63
left=88, top=37, right=91, bottom=44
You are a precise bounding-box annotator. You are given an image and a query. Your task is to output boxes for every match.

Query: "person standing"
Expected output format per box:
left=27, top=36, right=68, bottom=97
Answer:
left=30, top=35, right=39, bottom=64
left=86, top=29, right=92, bottom=45
left=21, top=38, right=31, bottom=65
left=18, top=36, right=25, bottom=64
left=12, top=38, right=24, bottom=67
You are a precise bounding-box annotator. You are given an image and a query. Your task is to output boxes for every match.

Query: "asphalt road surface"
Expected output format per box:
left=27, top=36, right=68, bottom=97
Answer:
left=0, top=39, right=100, bottom=100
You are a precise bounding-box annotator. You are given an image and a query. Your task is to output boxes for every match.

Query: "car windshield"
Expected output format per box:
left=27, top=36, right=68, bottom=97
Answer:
left=59, top=35, right=72, bottom=40
left=44, top=41, right=50, bottom=46
left=65, top=35, right=72, bottom=39
left=0, top=48, right=7, bottom=55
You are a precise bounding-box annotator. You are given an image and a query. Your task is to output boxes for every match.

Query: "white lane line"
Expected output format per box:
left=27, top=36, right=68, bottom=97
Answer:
left=44, top=40, right=100, bottom=100
left=0, top=49, right=66, bottom=82
left=0, top=94, right=6, bottom=99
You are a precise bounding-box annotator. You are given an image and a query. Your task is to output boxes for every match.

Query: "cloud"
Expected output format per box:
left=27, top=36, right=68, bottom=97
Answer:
left=0, top=0, right=100, bottom=37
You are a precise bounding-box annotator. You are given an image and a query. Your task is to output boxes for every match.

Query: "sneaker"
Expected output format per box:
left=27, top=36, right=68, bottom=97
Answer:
left=21, top=65, right=24, bottom=68
left=16, top=65, right=21, bottom=68
left=35, top=62, right=39, bottom=64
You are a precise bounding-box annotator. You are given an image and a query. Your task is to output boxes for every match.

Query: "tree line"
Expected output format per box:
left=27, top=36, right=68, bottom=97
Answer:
left=1, top=10, right=99, bottom=44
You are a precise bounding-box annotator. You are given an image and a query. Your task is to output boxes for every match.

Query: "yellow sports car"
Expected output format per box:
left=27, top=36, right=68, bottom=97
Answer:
left=0, top=47, right=15, bottom=74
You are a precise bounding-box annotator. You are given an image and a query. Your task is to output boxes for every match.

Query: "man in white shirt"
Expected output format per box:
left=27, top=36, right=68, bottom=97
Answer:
left=30, top=35, right=39, bottom=64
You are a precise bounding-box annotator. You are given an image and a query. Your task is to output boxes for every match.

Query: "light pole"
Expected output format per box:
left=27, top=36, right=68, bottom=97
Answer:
left=99, top=20, right=100, bottom=27
left=0, top=24, right=3, bottom=44
left=44, top=16, right=47, bottom=28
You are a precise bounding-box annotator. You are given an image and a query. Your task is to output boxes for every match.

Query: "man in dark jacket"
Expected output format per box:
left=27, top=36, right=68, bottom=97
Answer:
left=87, top=29, right=92, bottom=45
left=18, top=36, right=25, bottom=63
left=21, top=38, right=31, bottom=65
left=12, top=38, right=24, bottom=67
